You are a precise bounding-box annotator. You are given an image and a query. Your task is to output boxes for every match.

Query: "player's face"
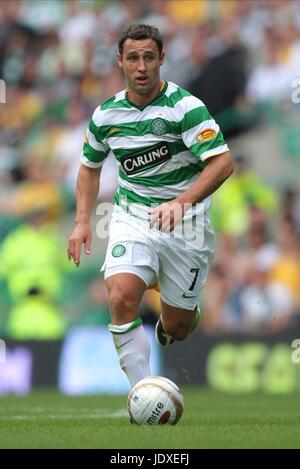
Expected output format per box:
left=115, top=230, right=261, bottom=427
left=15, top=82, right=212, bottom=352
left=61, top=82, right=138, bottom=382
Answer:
left=118, top=39, right=165, bottom=104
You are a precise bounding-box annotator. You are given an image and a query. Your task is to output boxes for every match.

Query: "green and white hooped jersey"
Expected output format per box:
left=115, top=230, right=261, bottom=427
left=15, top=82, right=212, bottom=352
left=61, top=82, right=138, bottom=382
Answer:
left=81, top=81, right=229, bottom=209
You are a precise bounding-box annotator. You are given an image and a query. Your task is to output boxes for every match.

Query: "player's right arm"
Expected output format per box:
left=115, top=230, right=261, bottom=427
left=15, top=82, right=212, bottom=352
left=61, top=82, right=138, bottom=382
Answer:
left=68, top=103, right=110, bottom=266
left=67, top=164, right=101, bottom=267
left=68, top=105, right=110, bottom=266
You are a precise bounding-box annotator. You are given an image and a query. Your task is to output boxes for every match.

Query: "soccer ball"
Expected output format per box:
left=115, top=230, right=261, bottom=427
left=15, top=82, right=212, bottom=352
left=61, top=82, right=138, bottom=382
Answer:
left=127, top=376, right=184, bottom=425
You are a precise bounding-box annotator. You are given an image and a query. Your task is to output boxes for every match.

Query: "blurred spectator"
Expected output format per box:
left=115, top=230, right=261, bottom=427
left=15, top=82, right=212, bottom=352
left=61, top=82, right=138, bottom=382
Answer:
left=211, top=154, right=279, bottom=237
left=59, top=0, right=97, bottom=45
left=186, top=18, right=249, bottom=138
left=281, top=187, right=300, bottom=231
left=0, top=212, right=70, bottom=302
left=239, top=260, right=294, bottom=334
left=0, top=158, right=66, bottom=221
left=6, top=294, right=66, bottom=340
left=201, top=263, right=232, bottom=333
left=0, top=204, right=72, bottom=339
left=246, top=28, right=295, bottom=104
left=269, top=219, right=300, bottom=308
left=167, top=0, right=209, bottom=25
left=52, top=100, right=89, bottom=195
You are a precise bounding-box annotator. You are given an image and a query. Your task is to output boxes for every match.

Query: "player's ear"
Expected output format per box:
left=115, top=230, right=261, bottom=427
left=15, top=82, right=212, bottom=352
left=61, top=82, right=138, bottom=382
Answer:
left=159, top=51, right=165, bottom=66
left=117, top=52, right=123, bottom=69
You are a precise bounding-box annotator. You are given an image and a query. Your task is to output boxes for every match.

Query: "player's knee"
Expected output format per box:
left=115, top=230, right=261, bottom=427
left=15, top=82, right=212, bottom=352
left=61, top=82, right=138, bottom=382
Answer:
left=109, top=290, right=136, bottom=321
left=164, top=321, right=190, bottom=341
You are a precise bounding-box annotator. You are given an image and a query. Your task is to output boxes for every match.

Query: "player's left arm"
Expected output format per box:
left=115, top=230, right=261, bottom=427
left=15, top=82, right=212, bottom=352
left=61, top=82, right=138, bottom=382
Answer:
left=177, top=150, right=233, bottom=206
left=149, top=152, right=233, bottom=232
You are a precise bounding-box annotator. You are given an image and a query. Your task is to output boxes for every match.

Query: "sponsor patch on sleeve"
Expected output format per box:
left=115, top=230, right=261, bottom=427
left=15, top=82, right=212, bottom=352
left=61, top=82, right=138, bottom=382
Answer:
left=195, top=128, right=217, bottom=143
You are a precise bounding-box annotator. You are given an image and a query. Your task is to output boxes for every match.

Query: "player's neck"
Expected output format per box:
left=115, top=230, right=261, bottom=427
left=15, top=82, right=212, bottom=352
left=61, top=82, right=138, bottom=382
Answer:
left=126, top=80, right=164, bottom=107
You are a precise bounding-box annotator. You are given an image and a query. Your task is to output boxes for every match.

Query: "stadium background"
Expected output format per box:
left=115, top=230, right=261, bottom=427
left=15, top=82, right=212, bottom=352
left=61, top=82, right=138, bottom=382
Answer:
left=1, top=0, right=300, bottom=397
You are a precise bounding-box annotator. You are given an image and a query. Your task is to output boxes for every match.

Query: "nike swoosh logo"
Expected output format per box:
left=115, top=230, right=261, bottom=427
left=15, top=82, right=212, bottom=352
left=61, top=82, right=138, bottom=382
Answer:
left=182, top=293, right=196, bottom=298
left=116, top=338, right=134, bottom=350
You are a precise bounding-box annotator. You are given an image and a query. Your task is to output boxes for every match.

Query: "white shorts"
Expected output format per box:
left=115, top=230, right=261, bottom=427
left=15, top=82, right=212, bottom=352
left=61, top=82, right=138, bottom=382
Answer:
left=101, top=204, right=215, bottom=310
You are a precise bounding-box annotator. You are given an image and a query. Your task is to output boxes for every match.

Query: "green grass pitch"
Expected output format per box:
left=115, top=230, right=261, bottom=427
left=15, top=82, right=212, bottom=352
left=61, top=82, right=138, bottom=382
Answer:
left=0, top=388, right=299, bottom=448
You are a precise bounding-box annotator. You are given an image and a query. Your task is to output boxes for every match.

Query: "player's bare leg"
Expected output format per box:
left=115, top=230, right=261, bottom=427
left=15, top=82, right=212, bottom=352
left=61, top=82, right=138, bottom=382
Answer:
left=106, top=273, right=151, bottom=386
left=106, top=273, right=146, bottom=324
left=155, top=299, right=200, bottom=346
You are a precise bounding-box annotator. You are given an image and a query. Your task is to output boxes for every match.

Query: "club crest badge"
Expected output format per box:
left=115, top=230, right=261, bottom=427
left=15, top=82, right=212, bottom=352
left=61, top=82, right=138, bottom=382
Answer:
left=150, top=118, right=167, bottom=136
left=112, top=244, right=126, bottom=257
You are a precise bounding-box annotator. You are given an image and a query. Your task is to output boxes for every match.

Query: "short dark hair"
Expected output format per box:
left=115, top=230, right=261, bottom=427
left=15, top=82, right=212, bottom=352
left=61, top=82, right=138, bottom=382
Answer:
left=118, top=24, right=163, bottom=55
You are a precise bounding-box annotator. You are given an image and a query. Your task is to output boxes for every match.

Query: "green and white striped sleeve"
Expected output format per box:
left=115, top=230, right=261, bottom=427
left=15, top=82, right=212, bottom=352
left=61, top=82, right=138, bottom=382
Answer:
left=179, top=96, right=229, bottom=161
left=80, top=107, right=110, bottom=168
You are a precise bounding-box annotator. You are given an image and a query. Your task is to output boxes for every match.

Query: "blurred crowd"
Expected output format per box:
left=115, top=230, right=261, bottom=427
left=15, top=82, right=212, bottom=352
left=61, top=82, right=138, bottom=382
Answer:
left=1, top=0, right=300, bottom=339
left=205, top=156, right=300, bottom=334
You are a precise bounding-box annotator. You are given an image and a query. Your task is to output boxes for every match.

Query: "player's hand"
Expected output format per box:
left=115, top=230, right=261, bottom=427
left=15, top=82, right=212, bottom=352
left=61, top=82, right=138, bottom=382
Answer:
left=148, top=200, right=187, bottom=232
left=67, top=222, right=92, bottom=267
